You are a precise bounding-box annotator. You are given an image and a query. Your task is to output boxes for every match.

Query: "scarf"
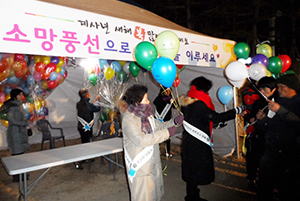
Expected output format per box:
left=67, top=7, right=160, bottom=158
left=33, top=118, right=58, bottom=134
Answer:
left=188, top=85, right=215, bottom=135
left=128, top=103, right=154, bottom=134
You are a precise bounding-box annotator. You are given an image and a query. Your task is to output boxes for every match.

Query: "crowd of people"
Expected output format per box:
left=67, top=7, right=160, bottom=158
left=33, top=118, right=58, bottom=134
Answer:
left=2, top=72, right=300, bottom=201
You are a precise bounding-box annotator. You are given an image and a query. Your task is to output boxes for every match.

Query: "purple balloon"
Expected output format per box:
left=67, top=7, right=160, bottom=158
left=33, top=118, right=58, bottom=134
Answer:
left=252, top=54, right=269, bottom=68
left=51, top=57, right=59, bottom=64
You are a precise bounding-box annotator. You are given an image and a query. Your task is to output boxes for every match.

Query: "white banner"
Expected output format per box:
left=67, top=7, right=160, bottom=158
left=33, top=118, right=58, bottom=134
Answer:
left=0, top=0, right=236, bottom=67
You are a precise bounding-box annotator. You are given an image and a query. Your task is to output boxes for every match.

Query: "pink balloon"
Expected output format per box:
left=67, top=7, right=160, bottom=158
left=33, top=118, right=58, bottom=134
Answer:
left=55, top=73, right=62, bottom=83
left=33, top=71, right=42, bottom=82
left=0, top=92, right=6, bottom=103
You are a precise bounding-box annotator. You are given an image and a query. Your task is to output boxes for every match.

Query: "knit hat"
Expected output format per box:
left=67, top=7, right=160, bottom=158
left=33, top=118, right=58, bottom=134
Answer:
left=277, top=74, right=300, bottom=91
left=258, top=76, right=276, bottom=90
left=10, top=88, right=24, bottom=100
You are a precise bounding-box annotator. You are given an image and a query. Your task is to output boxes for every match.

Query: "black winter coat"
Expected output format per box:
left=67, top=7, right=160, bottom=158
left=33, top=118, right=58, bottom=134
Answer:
left=181, top=97, right=236, bottom=185
left=76, top=98, right=101, bottom=129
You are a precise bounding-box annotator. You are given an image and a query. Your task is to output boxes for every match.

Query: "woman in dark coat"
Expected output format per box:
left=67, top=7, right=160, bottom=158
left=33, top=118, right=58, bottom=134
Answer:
left=180, top=76, right=244, bottom=201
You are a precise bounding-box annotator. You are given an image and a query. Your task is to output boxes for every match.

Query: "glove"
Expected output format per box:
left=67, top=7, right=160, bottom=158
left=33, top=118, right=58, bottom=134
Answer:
left=234, top=105, right=245, bottom=114
left=174, top=114, right=184, bottom=126
left=167, top=126, right=177, bottom=137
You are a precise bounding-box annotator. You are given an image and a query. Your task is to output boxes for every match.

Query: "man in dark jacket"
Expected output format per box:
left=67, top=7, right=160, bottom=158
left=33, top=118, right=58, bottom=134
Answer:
left=256, top=74, right=300, bottom=201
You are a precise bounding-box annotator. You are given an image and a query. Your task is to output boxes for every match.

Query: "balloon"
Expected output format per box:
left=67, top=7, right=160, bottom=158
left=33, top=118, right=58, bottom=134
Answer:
left=42, top=69, right=51, bottom=80
left=4, top=55, right=14, bottom=68
left=12, top=61, right=22, bottom=72
left=172, top=77, right=181, bottom=88
left=7, top=75, right=19, bottom=85
left=0, top=59, right=8, bottom=72
left=0, top=112, right=7, bottom=120
left=1, top=119, right=8, bottom=127
left=89, top=73, right=97, bottom=85
left=252, top=54, right=269, bottom=67
left=118, top=60, right=127, bottom=67
left=248, top=63, right=267, bottom=81
left=55, top=73, right=62, bottom=83
left=228, top=78, right=246, bottom=89
left=99, top=59, right=108, bottom=69
left=44, top=107, right=49, bottom=115
left=218, top=86, right=234, bottom=105
left=129, top=62, right=140, bottom=77
left=63, top=70, right=68, bottom=79
left=56, top=59, right=64, bottom=68
left=34, top=55, right=42, bottom=63
left=0, top=92, right=5, bottom=103
left=256, top=44, right=272, bottom=58
left=123, top=62, right=130, bottom=74
left=35, top=62, right=45, bottom=72
left=33, top=71, right=42, bottom=82
left=108, top=111, right=118, bottom=121
left=50, top=57, right=59, bottom=64
left=47, top=80, right=57, bottom=90
left=27, top=74, right=35, bottom=85
left=151, top=57, right=177, bottom=88
left=233, top=42, right=250, bottom=59
left=14, top=54, right=25, bottom=61
left=60, top=67, right=66, bottom=76
left=117, top=70, right=129, bottom=83
left=267, top=56, right=282, bottom=74
left=42, top=56, right=51, bottom=65
left=49, top=72, right=58, bottom=81
left=26, top=96, right=34, bottom=103
left=266, top=70, right=272, bottom=77
left=45, top=63, right=57, bottom=73
left=99, top=113, right=107, bottom=122
left=155, top=30, right=180, bottom=60
left=3, top=86, right=11, bottom=95
left=104, top=107, right=111, bottom=115
left=42, top=81, right=49, bottom=89
left=134, top=41, right=157, bottom=70
left=104, top=67, right=114, bottom=81
left=278, top=54, right=291, bottom=73
left=225, top=61, right=249, bottom=81
left=111, top=61, right=121, bottom=72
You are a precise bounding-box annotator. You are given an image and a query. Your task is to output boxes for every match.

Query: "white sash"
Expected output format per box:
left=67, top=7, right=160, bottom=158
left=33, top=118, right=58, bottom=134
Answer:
left=155, top=103, right=172, bottom=122
left=77, top=116, right=94, bottom=132
left=124, top=145, right=154, bottom=183
left=183, top=120, right=212, bottom=147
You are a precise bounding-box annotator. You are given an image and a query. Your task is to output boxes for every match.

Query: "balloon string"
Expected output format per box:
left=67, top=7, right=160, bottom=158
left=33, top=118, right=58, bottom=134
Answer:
left=160, top=84, right=182, bottom=114
left=247, top=77, right=268, bottom=100
left=175, top=87, right=181, bottom=109
left=135, top=77, right=138, bottom=84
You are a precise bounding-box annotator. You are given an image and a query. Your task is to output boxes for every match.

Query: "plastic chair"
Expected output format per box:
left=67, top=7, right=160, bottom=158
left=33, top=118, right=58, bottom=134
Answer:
left=36, top=119, right=66, bottom=150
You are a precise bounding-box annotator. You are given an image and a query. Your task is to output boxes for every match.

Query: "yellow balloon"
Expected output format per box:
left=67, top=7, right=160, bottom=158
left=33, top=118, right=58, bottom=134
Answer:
left=56, top=59, right=64, bottom=68
left=256, top=44, right=272, bottom=58
left=28, top=103, right=34, bottom=113
left=41, top=99, right=47, bottom=107
left=1, top=119, right=9, bottom=127
left=5, top=94, right=10, bottom=101
left=34, top=55, right=42, bottom=63
left=0, top=102, right=3, bottom=109
left=34, top=100, right=42, bottom=110
left=155, top=30, right=180, bottom=60
left=55, top=66, right=61, bottom=73
left=266, top=70, right=272, bottom=77
left=118, top=60, right=127, bottom=67
left=105, top=67, right=114, bottom=81
left=42, top=81, right=49, bottom=89
left=42, top=56, right=51, bottom=65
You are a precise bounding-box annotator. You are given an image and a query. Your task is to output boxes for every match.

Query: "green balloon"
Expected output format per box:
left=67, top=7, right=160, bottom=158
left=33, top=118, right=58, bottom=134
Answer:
left=117, top=70, right=129, bottom=83
left=89, top=73, right=97, bottom=86
left=281, top=70, right=296, bottom=76
left=99, top=113, right=107, bottom=122
left=129, top=62, right=140, bottom=77
left=25, top=95, right=34, bottom=103
left=155, top=31, right=180, bottom=60
left=233, top=42, right=250, bottom=59
left=134, top=41, right=157, bottom=70
left=0, top=112, right=7, bottom=120
left=256, top=44, right=272, bottom=58
left=267, top=56, right=282, bottom=74
left=103, top=107, right=111, bottom=115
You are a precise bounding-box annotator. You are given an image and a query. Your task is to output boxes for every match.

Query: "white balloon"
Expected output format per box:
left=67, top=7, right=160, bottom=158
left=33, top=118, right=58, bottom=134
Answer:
left=122, top=62, right=130, bottom=74
left=225, top=61, right=249, bottom=81
left=248, top=63, right=267, bottom=81
left=228, top=78, right=246, bottom=89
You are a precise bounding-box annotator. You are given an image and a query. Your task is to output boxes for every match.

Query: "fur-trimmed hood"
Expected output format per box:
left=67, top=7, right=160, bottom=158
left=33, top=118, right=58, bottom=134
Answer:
left=179, top=95, right=197, bottom=107
left=116, top=99, right=128, bottom=114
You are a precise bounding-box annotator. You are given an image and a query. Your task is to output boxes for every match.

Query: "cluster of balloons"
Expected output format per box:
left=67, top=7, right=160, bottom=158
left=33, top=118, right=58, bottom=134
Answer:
left=0, top=52, right=68, bottom=127
left=99, top=107, right=118, bottom=123
left=133, top=30, right=181, bottom=88
left=226, top=42, right=292, bottom=88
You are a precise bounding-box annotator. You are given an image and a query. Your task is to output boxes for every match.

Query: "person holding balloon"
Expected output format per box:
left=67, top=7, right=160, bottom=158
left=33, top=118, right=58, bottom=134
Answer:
left=180, top=76, right=245, bottom=201
left=1, top=88, right=30, bottom=182
left=76, top=88, right=101, bottom=169
left=117, top=84, right=183, bottom=201
left=153, top=86, right=175, bottom=158
left=255, top=74, right=300, bottom=201
left=242, top=76, right=277, bottom=189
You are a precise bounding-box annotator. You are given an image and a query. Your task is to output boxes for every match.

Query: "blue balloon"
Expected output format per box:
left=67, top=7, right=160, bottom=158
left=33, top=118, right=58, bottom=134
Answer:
left=4, top=86, right=12, bottom=95
left=99, top=59, right=108, bottom=69
left=218, top=86, right=234, bottom=105
left=111, top=61, right=121, bottom=72
left=24, top=55, right=28, bottom=63
left=151, top=57, right=177, bottom=88
left=23, top=87, right=29, bottom=95
left=7, top=76, right=19, bottom=85
left=51, top=57, right=59, bottom=64
left=60, top=67, right=66, bottom=76
left=49, top=72, right=58, bottom=81
left=25, top=113, right=31, bottom=120
left=0, top=53, right=2, bottom=61
left=27, top=74, right=35, bottom=85
left=252, top=54, right=269, bottom=67
left=44, top=107, right=49, bottom=115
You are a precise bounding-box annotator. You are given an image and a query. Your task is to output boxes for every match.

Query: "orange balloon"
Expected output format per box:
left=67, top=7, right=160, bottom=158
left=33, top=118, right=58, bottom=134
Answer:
left=28, top=103, right=34, bottom=113
left=4, top=55, right=14, bottom=68
left=1, top=119, right=9, bottom=127
left=40, top=99, right=47, bottom=107
left=5, top=94, right=10, bottom=101
left=14, top=69, right=24, bottom=78
left=109, top=111, right=118, bottom=121
left=35, top=62, right=45, bottom=72
left=12, top=61, right=22, bottom=72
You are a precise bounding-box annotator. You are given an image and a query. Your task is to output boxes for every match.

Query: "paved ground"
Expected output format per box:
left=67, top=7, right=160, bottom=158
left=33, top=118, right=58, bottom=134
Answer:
left=0, top=137, right=259, bottom=201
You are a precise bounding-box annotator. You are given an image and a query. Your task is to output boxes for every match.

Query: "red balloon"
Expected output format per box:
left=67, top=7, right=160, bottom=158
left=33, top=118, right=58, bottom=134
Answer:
left=0, top=59, right=8, bottom=72
left=14, top=54, right=25, bottom=61
left=172, top=77, right=181, bottom=87
left=42, top=70, right=51, bottom=80
left=35, top=62, right=45, bottom=72
left=47, top=80, right=57, bottom=90
left=278, top=54, right=291, bottom=73
left=14, top=70, right=24, bottom=78
left=19, top=60, right=27, bottom=70
left=45, top=63, right=57, bottom=73
left=63, top=70, right=68, bottom=78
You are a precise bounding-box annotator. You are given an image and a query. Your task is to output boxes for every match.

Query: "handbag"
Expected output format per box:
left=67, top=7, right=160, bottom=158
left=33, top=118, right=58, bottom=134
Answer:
left=27, top=128, right=33, bottom=136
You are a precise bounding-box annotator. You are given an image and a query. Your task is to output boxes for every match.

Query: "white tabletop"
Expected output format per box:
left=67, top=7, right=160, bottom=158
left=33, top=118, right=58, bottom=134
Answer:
left=2, top=137, right=123, bottom=175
